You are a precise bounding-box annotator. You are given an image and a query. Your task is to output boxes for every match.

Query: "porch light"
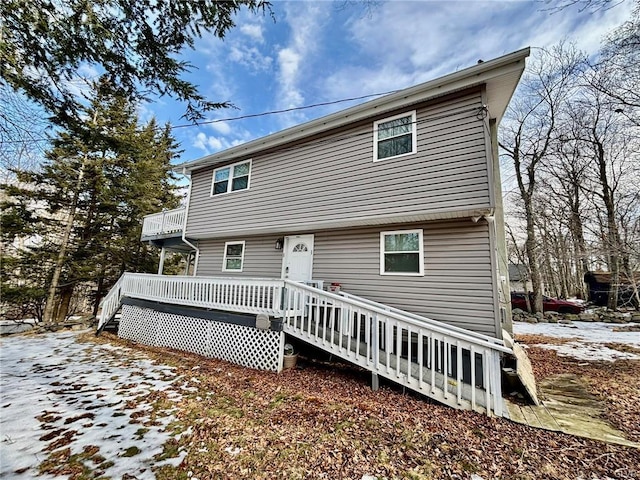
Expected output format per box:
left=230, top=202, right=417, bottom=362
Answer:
left=275, top=238, right=284, bottom=250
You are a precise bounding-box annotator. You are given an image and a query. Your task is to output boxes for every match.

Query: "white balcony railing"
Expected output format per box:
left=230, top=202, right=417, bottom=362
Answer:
left=141, top=208, right=186, bottom=238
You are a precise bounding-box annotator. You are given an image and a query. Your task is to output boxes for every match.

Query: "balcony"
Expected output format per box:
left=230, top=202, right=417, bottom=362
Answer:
left=141, top=208, right=186, bottom=240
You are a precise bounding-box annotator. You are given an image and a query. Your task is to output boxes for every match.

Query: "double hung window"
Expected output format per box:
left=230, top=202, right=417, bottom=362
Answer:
left=211, top=160, right=251, bottom=196
left=380, top=230, right=424, bottom=275
left=373, top=111, right=417, bottom=161
left=223, top=241, right=245, bottom=272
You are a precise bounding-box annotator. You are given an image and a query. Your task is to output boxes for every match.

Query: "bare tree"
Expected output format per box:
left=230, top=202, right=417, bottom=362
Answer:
left=540, top=122, right=592, bottom=298
left=568, top=84, right=638, bottom=308
left=500, top=45, right=584, bottom=313
left=0, top=86, right=50, bottom=181
left=540, top=0, right=627, bottom=13
left=587, top=1, right=640, bottom=125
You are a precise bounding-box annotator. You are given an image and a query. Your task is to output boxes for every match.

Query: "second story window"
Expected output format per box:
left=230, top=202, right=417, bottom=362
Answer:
left=211, top=160, right=252, bottom=196
left=373, top=111, right=417, bottom=161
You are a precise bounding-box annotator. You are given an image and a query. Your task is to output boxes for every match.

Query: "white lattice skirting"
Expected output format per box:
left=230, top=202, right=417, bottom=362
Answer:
left=119, top=305, right=284, bottom=372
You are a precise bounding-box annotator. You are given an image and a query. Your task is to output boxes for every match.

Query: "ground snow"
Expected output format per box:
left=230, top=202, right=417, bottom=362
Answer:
left=513, top=321, right=640, bottom=361
left=0, top=331, right=183, bottom=479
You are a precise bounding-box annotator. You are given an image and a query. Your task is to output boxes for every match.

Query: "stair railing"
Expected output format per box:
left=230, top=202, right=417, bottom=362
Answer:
left=338, top=290, right=506, bottom=347
left=282, top=280, right=512, bottom=416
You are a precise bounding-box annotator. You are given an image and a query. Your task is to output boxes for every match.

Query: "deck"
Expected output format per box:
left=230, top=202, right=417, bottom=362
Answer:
left=141, top=208, right=186, bottom=241
left=99, top=273, right=512, bottom=416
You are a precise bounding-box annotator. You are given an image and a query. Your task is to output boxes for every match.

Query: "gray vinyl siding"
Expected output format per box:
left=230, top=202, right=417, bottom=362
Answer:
left=186, top=90, right=490, bottom=238
left=195, top=219, right=497, bottom=337
left=197, top=235, right=282, bottom=278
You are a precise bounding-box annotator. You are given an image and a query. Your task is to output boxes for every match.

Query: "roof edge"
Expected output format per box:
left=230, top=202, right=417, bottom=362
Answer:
left=176, top=47, right=530, bottom=174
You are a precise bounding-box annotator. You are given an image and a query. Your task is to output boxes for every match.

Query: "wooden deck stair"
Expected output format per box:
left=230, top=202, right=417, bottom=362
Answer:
left=282, top=285, right=510, bottom=415
left=289, top=316, right=494, bottom=411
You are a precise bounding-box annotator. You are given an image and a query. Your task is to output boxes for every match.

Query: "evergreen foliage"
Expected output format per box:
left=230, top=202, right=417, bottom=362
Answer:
left=0, top=0, right=271, bottom=128
left=1, top=85, right=180, bottom=322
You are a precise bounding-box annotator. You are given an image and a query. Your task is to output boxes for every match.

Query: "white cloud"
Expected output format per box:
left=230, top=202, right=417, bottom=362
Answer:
left=209, top=120, right=232, bottom=135
left=322, top=1, right=634, bottom=102
left=240, top=23, right=264, bottom=43
left=191, top=124, right=254, bottom=155
left=277, top=48, right=304, bottom=108
left=274, top=2, right=332, bottom=127
left=229, top=45, right=273, bottom=72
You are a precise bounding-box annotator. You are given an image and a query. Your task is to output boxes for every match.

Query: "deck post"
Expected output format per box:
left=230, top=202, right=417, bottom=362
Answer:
left=183, top=252, right=191, bottom=275
left=158, top=247, right=166, bottom=275
left=371, top=373, right=379, bottom=391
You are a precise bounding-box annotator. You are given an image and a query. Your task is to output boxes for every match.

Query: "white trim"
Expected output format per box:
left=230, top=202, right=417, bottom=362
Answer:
left=181, top=177, right=200, bottom=275
left=379, top=229, right=424, bottom=276
left=222, top=241, right=246, bottom=272
left=210, top=159, right=252, bottom=197
left=373, top=110, right=417, bottom=162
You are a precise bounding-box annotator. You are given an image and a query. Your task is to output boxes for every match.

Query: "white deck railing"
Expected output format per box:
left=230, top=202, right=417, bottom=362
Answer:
left=99, top=273, right=512, bottom=416
left=141, top=208, right=186, bottom=238
left=282, top=280, right=511, bottom=416
left=98, top=273, right=283, bottom=330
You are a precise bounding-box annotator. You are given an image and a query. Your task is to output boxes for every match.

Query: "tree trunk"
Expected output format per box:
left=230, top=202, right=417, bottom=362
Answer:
left=55, top=286, right=74, bottom=323
left=93, top=272, right=104, bottom=318
left=524, top=203, right=544, bottom=313
left=42, top=173, right=83, bottom=325
left=595, top=140, right=622, bottom=310
left=42, top=112, right=97, bottom=325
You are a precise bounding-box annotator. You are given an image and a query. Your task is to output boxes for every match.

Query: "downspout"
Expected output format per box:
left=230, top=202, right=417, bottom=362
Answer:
left=484, top=214, right=504, bottom=340
left=180, top=168, right=200, bottom=275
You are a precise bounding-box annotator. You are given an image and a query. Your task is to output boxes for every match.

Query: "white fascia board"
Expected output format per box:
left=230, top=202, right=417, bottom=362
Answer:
left=176, top=48, right=530, bottom=174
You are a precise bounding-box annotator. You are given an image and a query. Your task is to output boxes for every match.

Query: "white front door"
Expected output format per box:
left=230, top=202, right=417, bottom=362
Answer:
left=282, top=234, right=314, bottom=282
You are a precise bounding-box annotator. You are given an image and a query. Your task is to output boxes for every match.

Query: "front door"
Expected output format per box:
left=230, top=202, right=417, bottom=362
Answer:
left=282, top=234, right=314, bottom=282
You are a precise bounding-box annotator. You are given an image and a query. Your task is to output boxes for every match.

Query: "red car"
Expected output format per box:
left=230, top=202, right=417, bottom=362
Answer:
left=510, top=292, right=584, bottom=314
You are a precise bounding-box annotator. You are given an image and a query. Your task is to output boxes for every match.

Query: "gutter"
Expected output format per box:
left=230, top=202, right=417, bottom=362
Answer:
left=180, top=169, right=200, bottom=275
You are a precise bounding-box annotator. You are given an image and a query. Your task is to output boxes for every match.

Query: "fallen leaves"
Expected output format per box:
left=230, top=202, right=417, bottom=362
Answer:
left=81, top=332, right=640, bottom=480
left=518, top=334, right=640, bottom=443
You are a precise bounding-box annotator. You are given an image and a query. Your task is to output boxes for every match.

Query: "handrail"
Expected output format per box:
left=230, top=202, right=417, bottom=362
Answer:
left=287, top=281, right=511, bottom=354
left=97, top=274, right=126, bottom=332
left=99, top=273, right=511, bottom=415
left=141, top=208, right=186, bottom=238
left=282, top=280, right=509, bottom=415
left=338, top=291, right=506, bottom=348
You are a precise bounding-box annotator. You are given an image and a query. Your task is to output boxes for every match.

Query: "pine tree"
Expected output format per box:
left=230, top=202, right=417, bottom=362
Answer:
left=1, top=84, right=180, bottom=323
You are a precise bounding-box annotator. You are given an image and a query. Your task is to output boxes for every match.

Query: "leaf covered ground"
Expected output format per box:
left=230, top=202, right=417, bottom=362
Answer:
left=2, top=329, right=639, bottom=480
left=515, top=334, right=640, bottom=444
left=88, top=332, right=639, bottom=480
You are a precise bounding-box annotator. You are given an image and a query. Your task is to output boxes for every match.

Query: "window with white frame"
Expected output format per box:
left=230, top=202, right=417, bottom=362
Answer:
left=380, top=230, right=424, bottom=275
left=222, top=241, right=245, bottom=272
left=211, top=160, right=252, bottom=196
left=373, top=111, right=417, bottom=161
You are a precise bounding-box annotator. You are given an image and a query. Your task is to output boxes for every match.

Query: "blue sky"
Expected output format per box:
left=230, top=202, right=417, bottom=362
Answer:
left=143, top=0, right=634, bottom=164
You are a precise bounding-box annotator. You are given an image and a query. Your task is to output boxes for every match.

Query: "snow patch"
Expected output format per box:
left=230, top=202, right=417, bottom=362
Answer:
left=0, top=331, right=185, bottom=479
left=514, top=321, right=640, bottom=361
